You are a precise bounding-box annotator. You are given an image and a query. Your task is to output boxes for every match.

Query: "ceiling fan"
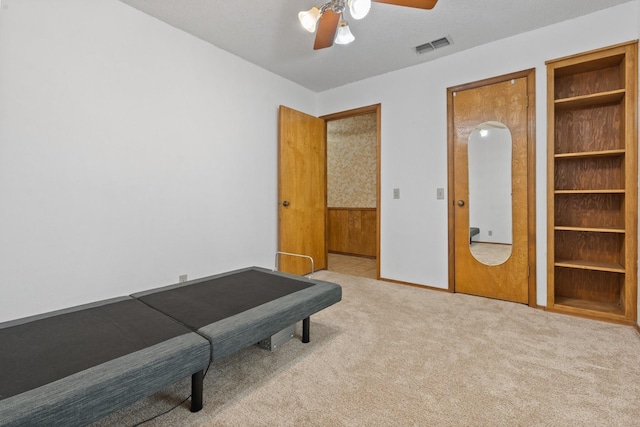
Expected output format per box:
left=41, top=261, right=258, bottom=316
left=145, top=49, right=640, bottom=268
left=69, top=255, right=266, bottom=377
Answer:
left=298, top=0, right=439, bottom=50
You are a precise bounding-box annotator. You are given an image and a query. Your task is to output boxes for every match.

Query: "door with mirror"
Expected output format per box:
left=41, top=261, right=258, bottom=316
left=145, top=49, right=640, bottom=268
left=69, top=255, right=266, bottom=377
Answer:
left=448, top=71, right=535, bottom=305
left=468, top=121, right=513, bottom=266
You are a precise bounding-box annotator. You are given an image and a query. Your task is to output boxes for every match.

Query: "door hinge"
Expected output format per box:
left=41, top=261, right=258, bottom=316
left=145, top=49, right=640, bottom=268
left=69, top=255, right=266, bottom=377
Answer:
left=527, top=264, right=531, bottom=278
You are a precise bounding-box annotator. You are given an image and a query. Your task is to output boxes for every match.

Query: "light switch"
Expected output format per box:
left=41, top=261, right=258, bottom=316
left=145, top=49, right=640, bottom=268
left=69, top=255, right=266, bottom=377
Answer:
left=437, top=188, right=445, bottom=200
left=393, top=188, right=400, bottom=199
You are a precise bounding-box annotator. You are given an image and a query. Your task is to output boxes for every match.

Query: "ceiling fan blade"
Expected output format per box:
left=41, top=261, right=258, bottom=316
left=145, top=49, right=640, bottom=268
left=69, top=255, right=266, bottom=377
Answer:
left=313, top=10, right=340, bottom=50
left=372, top=0, right=438, bottom=10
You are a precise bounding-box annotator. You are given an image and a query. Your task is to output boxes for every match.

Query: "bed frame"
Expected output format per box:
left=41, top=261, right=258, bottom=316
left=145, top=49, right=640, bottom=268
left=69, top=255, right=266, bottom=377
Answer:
left=470, top=227, right=480, bottom=243
left=132, top=267, right=342, bottom=361
left=0, top=297, right=210, bottom=426
left=0, top=267, right=341, bottom=426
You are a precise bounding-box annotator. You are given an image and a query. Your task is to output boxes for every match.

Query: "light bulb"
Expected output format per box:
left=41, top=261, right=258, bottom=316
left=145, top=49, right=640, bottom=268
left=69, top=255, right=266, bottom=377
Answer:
left=298, top=7, right=322, bottom=33
left=348, top=0, right=371, bottom=20
left=335, top=20, right=355, bottom=45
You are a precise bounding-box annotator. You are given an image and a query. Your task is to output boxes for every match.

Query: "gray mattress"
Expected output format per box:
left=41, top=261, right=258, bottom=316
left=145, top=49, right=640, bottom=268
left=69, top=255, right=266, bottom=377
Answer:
left=133, top=267, right=342, bottom=360
left=0, top=297, right=210, bottom=427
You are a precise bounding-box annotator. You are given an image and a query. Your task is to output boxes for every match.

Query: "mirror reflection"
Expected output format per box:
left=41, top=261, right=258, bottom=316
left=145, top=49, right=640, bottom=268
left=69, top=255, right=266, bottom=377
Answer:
left=468, top=121, right=512, bottom=265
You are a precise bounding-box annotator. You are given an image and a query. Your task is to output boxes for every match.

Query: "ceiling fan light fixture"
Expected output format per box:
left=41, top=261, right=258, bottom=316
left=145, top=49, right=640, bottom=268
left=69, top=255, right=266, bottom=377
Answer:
left=334, top=20, right=355, bottom=44
left=298, top=6, right=322, bottom=33
left=348, top=0, right=371, bottom=20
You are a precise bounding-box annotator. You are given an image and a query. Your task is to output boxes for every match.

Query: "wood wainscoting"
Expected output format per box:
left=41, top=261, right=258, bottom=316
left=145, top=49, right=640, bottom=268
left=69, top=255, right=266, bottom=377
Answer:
left=328, top=208, right=376, bottom=257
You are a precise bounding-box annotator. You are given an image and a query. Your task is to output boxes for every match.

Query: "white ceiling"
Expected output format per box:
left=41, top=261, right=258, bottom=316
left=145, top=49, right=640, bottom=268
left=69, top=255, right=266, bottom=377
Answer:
left=118, top=0, right=633, bottom=92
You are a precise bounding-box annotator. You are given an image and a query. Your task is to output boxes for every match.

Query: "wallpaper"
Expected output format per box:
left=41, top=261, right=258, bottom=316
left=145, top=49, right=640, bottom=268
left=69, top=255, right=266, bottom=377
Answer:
left=327, top=113, right=377, bottom=208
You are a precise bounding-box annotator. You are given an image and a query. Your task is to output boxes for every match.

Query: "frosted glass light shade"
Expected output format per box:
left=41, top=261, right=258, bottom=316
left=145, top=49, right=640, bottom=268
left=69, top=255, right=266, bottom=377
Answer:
left=348, top=0, right=371, bottom=19
left=335, top=20, right=355, bottom=44
left=298, top=7, right=322, bottom=33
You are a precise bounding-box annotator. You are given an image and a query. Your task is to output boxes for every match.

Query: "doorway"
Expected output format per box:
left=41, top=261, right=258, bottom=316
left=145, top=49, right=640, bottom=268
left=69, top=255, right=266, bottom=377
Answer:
left=278, top=104, right=381, bottom=278
left=323, top=106, right=380, bottom=279
left=447, top=69, right=536, bottom=306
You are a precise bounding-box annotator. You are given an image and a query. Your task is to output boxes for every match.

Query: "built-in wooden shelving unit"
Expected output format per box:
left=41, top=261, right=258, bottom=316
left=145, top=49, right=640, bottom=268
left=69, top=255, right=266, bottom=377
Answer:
left=546, top=41, right=638, bottom=323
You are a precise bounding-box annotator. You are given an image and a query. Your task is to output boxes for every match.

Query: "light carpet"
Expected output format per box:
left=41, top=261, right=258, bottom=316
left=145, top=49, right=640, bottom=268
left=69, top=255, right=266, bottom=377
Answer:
left=92, top=271, right=640, bottom=426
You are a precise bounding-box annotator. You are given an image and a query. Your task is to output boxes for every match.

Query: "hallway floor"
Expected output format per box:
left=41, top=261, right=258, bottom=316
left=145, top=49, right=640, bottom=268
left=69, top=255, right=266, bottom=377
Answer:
left=327, top=253, right=377, bottom=279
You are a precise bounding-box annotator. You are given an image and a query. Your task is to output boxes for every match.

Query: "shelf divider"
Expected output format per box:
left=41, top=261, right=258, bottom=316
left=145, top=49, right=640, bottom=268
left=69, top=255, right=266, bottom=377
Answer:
left=554, top=89, right=625, bottom=110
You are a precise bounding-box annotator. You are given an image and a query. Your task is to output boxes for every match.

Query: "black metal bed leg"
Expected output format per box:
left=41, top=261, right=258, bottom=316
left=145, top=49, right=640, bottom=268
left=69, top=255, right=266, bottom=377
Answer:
left=190, top=369, right=204, bottom=412
left=302, top=317, right=310, bottom=343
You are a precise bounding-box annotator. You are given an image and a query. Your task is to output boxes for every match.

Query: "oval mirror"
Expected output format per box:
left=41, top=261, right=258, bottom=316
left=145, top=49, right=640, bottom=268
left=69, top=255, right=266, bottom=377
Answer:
left=468, top=121, right=512, bottom=265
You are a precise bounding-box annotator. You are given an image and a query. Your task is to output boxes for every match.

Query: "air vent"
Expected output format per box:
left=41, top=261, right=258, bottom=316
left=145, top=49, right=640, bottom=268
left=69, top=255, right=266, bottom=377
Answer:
left=415, top=43, right=434, bottom=54
left=415, top=36, right=451, bottom=54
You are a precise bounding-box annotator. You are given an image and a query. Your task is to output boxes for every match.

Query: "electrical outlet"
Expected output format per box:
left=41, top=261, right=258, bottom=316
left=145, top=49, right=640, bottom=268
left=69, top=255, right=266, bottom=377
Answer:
left=179, top=274, right=188, bottom=283
left=393, top=188, right=400, bottom=199
left=488, top=230, right=493, bottom=236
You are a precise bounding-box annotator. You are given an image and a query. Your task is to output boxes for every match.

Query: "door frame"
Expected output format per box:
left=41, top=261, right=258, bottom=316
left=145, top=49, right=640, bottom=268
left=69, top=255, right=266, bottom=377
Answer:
left=446, top=69, right=537, bottom=307
left=321, top=104, right=382, bottom=279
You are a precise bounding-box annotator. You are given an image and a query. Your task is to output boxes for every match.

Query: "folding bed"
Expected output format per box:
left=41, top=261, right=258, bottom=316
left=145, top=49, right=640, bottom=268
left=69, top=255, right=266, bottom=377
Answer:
left=470, top=227, right=480, bottom=243
left=0, top=267, right=342, bottom=426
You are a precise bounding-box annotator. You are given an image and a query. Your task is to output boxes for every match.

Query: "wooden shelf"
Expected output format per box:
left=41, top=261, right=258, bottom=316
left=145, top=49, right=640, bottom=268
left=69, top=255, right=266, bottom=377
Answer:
left=546, top=41, right=637, bottom=323
left=554, top=89, right=625, bottom=110
left=554, top=259, right=625, bottom=273
left=552, top=52, right=626, bottom=77
left=554, top=226, right=625, bottom=233
left=553, top=297, right=624, bottom=317
left=554, top=149, right=625, bottom=159
left=555, top=189, right=625, bottom=194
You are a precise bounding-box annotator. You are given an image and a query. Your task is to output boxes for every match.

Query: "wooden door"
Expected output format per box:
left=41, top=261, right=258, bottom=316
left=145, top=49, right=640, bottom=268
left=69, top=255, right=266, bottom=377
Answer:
left=451, top=77, right=530, bottom=303
left=278, top=106, right=327, bottom=275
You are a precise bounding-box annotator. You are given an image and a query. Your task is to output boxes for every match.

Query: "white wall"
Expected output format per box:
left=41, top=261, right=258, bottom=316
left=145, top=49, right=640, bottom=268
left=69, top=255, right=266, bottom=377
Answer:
left=0, top=0, right=316, bottom=322
left=1, top=0, right=639, bottom=323
left=318, top=1, right=640, bottom=307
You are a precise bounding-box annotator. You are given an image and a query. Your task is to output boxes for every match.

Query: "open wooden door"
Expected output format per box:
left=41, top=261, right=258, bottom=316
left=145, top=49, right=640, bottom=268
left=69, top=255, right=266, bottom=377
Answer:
left=278, top=106, right=327, bottom=275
